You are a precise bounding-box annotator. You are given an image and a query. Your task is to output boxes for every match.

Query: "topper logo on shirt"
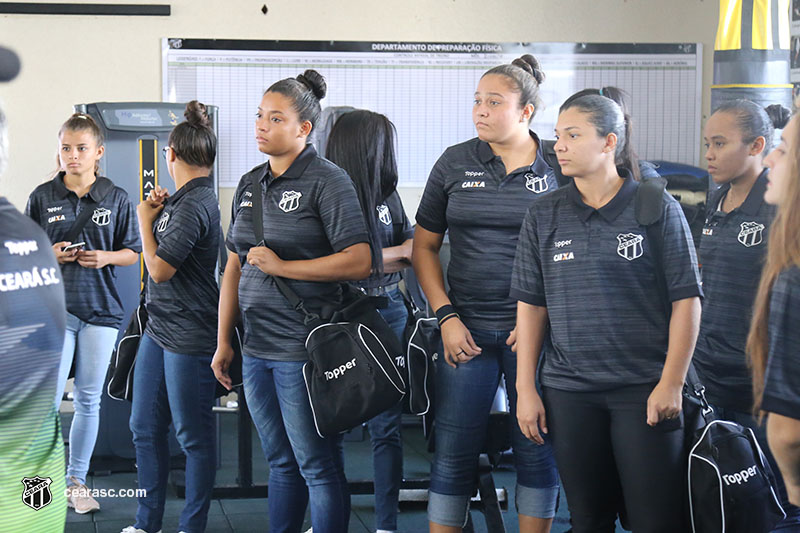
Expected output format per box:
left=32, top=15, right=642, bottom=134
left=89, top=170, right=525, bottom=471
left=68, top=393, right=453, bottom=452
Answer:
left=525, top=172, right=549, bottom=194
left=464, top=171, right=484, bottom=177
left=617, top=233, right=644, bottom=261
left=156, top=211, right=170, bottom=233
left=377, top=204, right=392, bottom=226
left=4, top=240, right=38, bottom=256
left=279, top=191, right=302, bottom=213
left=46, top=206, right=62, bottom=213
left=92, top=207, right=111, bottom=227
left=738, top=221, right=765, bottom=247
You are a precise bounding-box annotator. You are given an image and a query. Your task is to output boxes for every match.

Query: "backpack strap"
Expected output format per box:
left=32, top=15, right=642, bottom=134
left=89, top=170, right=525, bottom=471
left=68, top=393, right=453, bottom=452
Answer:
left=634, top=176, right=667, bottom=226
left=540, top=140, right=571, bottom=188
left=249, top=172, right=320, bottom=326
left=636, top=176, right=670, bottom=319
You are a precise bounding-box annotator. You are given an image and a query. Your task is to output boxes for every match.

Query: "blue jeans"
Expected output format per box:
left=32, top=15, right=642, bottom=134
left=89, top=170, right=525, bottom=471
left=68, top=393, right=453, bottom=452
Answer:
left=129, top=333, right=217, bottom=533
left=243, top=355, right=350, bottom=533
left=54, top=312, right=118, bottom=485
left=716, top=407, right=800, bottom=531
left=429, top=328, right=560, bottom=527
left=366, top=288, right=408, bottom=531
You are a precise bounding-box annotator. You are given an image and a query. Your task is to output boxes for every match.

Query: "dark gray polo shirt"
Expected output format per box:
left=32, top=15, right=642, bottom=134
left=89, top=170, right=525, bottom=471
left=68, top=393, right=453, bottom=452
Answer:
left=510, top=172, right=702, bottom=392
left=25, top=173, right=140, bottom=328
left=762, top=266, right=800, bottom=419
left=145, top=177, right=220, bottom=356
left=0, top=197, right=66, bottom=483
left=357, top=190, right=414, bottom=290
left=415, top=132, right=557, bottom=331
left=694, top=171, right=776, bottom=411
left=226, top=144, right=369, bottom=361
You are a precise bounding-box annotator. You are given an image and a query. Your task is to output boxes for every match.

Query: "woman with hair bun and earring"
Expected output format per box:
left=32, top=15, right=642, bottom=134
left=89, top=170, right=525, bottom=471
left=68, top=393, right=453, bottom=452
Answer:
left=413, top=55, right=560, bottom=533
left=123, top=100, right=221, bottom=533
left=25, top=112, right=140, bottom=516
left=213, top=70, right=370, bottom=532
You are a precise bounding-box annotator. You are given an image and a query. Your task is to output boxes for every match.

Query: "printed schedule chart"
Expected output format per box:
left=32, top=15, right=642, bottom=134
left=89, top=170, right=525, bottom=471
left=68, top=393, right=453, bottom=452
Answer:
left=163, top=40, right=702, bottom=187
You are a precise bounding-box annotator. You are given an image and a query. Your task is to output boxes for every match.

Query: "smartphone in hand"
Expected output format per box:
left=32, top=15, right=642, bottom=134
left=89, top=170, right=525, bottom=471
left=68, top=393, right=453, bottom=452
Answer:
left=61, top=241, right=86, bottom=252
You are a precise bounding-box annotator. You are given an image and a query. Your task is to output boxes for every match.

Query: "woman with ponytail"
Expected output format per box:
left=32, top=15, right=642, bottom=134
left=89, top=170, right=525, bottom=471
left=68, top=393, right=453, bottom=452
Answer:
left=695, top=99, right=800, bottom=528
left=213, top=70, right=370, bottom=532
left=560, top=86, right=658, bottom=181
left=748, top=111, right=800, bottom=508
left=511, top=93, right=702, bottom=531
left=123, top=101, right=221, bottom=533
left=25, top=113, right=140, bottom=515
left=413, top=55, right=560, bottom=533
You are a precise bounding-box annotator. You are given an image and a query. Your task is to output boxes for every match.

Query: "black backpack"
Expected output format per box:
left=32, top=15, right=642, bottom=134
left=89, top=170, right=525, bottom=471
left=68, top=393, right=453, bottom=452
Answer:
left=400, top=288, right=440, bottom=417
left=688, top=419, right=785, bottom=532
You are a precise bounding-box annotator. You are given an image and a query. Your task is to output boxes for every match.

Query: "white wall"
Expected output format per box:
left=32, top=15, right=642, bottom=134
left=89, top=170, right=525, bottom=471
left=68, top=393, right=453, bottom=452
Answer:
left=0, top=0, right=719, bottom=223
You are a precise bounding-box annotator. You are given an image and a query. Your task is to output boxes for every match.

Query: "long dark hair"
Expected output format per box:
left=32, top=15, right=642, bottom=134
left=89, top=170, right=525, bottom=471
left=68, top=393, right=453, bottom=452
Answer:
left=562, top=87, right=640, bottom=180
left=326, top=110, right=399, bottom=278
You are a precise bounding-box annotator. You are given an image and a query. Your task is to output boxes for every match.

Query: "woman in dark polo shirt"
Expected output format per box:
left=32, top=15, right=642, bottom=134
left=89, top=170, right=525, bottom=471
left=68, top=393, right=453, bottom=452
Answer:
left=326, top=110, right=414, bottom=533
left=25, top=113, right=140, bottom=515
left=749, top=111, right=800, bottom=510
left=124, top=101, right=221, bottom=533
left=695, top=100, right=799, bottom=529
left=412, top=55, right=559, bottom=533
left=511, top=94, right=702, bottom=532
left=212, top=70, right=370, bottom=532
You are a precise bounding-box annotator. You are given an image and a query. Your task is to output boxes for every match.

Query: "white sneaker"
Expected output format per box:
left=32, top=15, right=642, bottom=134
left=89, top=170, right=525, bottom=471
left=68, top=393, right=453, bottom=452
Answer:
left=120, top=527, right=161, bottom=533
left=304, top=528, right=313, bottom=533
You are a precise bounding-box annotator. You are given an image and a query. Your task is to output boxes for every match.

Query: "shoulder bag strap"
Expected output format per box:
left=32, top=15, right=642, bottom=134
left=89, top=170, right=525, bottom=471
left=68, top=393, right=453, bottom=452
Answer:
left=249, top=173, right=319, bottom=326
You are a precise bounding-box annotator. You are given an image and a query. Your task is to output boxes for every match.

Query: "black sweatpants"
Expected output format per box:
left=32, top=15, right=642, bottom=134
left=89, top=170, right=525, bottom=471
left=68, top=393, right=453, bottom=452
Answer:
left=543, top=383, right=687, bottom=533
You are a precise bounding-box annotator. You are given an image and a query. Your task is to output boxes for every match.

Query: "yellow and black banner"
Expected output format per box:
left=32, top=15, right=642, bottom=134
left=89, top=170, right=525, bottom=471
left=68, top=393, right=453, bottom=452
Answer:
left=712, top=0, right=791, bottom=110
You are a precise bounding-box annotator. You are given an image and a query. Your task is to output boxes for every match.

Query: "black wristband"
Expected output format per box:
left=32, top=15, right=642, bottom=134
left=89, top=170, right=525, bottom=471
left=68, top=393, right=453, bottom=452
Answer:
left=435, top=304, right=456, bottom=322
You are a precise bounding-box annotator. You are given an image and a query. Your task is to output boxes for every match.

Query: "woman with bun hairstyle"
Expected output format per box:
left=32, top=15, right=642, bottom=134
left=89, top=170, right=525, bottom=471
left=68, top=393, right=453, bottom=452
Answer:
left=326, top=110, right=413, bottom=533
left=560, top=86, right=659, bottom=181
left=212, top=70, right=370, bottom=532
left=413, top=55, right=560, bottom=533
left=694, top=99, right=800, bottom=528
left=765, top=104, right=791, bottom=149
left=749, top=111, right=800, bottom=508
left=511, top=93, right=702, bottom=532
left=25, top=112, right=140, bottom=515
left=123, top=101, right=221, bottom=533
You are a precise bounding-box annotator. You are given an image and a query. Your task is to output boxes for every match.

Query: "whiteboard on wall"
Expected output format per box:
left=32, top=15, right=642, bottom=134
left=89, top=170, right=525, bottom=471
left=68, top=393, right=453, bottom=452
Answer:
left=162, top=39, right=702, bottom=188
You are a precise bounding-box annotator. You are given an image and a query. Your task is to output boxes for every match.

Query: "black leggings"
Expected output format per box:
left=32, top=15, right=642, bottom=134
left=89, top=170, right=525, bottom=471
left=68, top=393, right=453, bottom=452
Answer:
left=543, top=384, right=687, bottom=533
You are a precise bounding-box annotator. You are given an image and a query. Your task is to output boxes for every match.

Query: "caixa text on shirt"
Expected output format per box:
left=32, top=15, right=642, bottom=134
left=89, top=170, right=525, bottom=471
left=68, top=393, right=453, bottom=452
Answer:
left=0, top=266, right=61, bottom=292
